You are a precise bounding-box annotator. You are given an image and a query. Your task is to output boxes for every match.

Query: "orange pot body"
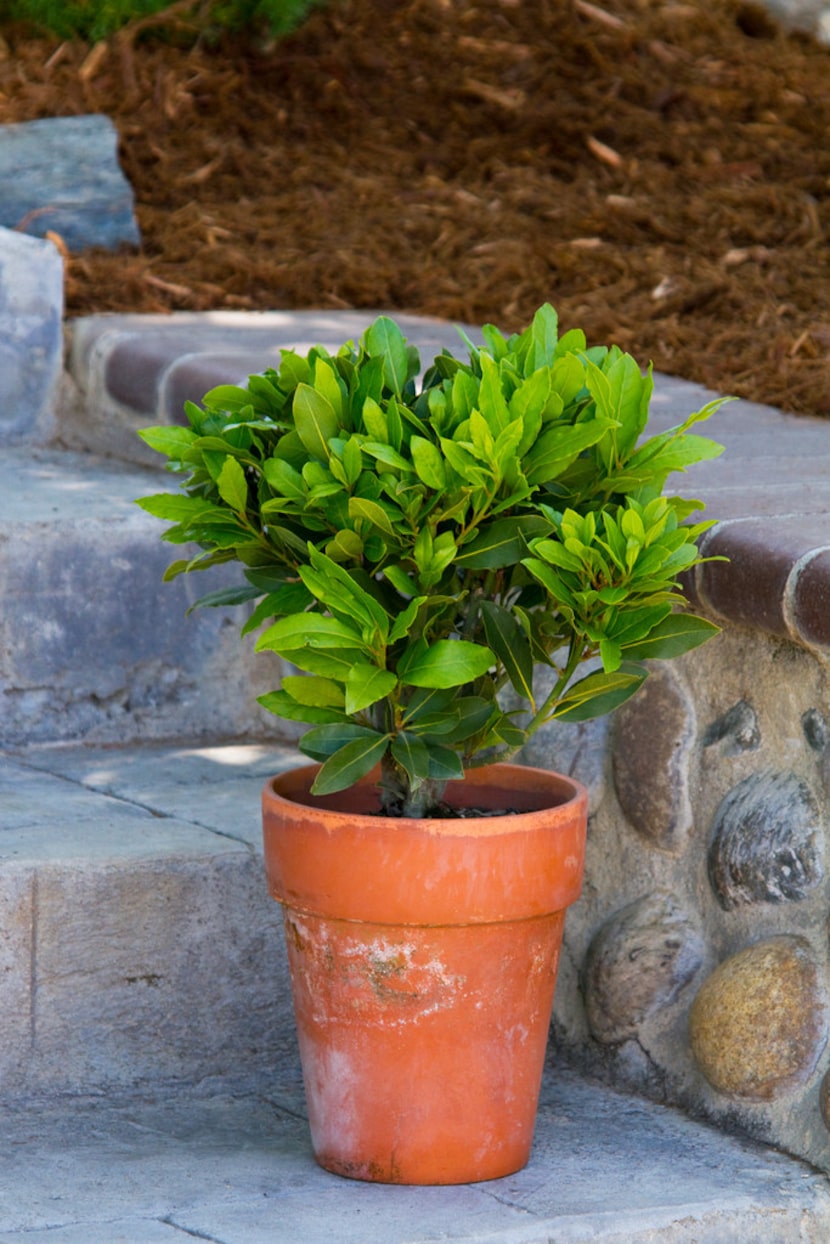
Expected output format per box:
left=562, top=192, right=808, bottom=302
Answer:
left=261, top=762, right=587, bottom=1185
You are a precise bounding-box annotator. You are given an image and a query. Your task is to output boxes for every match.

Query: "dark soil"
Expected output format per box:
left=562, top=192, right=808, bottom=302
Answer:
left=1, top=0, right=828, bottom=415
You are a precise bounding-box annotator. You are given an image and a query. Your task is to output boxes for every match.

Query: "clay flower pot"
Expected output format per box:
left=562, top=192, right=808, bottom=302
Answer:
left=261, top=762, right=587, bottom=1185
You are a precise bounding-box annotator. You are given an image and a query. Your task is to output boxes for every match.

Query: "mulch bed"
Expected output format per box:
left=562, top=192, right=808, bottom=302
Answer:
left=1, top=0, right=828, bottom=415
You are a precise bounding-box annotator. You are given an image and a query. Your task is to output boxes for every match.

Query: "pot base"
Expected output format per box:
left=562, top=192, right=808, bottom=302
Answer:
left=286, top=908, right=566, bottom=1185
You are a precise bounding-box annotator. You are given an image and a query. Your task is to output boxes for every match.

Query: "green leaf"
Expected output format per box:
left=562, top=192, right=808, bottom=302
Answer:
left=524, top=418, right=616, bottom=486
left=306, top=547, right=390, bottom=638
left=185, top=583, right=260, bottom=614
left=425, top=744, right=465, bottom=781
left=526, top=302, right=559, bottom=372
left=299, top=723, right=385, bottom=761
left=348, top=495, right=399, bottom=537
left=364, top=316, right=411, bottom=398
left=263, top=457, right=306, bottom=500
left=620, top=613, right=721, bottom=661
left=410, top=436, right=447, bottom=489
left=281, top=675, right=345, bottom=708
left=310, top=734, right=391, bottom=796
left=344, top=663, right=398, bottom=715
left=137, top=425, right=197, bottom=457
left=217, top=456, right=249, bottom=513
left=362, top=442, right=413, bottom=474
left=478, top=352, right=511, bottom=435
left=239, top=584, right=315, bottom=636
left=437, top=696, right=495, bottom=743
left=479, top=601, right=535, bottom=705
left=255, top=613, right=365, bottom=654
left=278, top=646, right=368, bottom=678
left=135, top=493, right=217, bottom=523
left=293, top=382, right=340, bottom=459
left=398, top=639, right=494, bottom=689
left=389, top=595, right=427, bottom=643
left=456, top=516, right=551, bottom=569
left=257, top=690, right=349, bottom=724
left=391, top=731, right=432, bottom=783
left=554, top=666, right=647, bottom=722
left=325, top=528, right=364, bottom=562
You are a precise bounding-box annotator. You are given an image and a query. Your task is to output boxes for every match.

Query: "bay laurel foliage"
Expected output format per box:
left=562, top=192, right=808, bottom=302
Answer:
left=137, top=305, right=726, bottom=816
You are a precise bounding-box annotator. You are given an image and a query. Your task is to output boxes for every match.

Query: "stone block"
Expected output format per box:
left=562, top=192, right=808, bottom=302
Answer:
left=0, top=115, right=140, bottom=251
left=0, top=228, right=63, bottom=444
left=0, top=447, right=287, bottom=746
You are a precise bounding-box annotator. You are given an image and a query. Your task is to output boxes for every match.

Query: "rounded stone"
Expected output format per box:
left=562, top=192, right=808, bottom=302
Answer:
left=584, top=892, right=703, bottom=1045
left=689, top=936, right=828, bottom=1100
left=611, top=668, right=694, bottom=853
left=803, top=708, right=829, bottom=754
left=702, top=700, right=760, bottom=754
left=707, top=771, right=823, bottom=911
left=820, top=1068, right=830, bottom=1130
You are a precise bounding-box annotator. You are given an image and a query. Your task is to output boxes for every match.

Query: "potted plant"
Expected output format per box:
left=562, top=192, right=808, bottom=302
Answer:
left=136, top=304, right=724, bottom=1185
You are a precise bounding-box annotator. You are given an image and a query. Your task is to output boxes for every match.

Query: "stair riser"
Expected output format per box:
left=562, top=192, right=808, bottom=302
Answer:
left=0, top=850, right=295, bottom=1099
left=0, top=513, right=286, bottom=746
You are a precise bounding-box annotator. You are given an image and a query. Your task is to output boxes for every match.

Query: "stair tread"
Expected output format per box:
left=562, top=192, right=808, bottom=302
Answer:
left=2, top=740, right=300, bottom=856
left=1, top=1064, right=827, bottom=1243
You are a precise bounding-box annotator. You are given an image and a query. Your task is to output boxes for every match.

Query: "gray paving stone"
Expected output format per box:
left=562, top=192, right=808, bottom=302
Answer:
left=0, top=227, right=63, bottom=444
left=0, top=115, right=140, bottom=251
left=0, top=1068, right=827, bottom=1243
left=13, top=740, right=300, bottom=849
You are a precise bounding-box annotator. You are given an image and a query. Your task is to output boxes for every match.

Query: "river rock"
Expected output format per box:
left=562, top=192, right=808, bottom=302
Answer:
left=707, top=771, right=823, bottom=911
left=0, top=114, right=140, bottom=252
left=584, top=892, right=703, bottom=1045
left=689, top=936, right=828, bottom=1100
left=611, top=667, right=694, bottom=853
left=702, top=700, right=760, bottom=755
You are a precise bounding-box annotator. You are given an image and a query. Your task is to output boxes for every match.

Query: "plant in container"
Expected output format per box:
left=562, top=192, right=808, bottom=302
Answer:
left=136, top=304, right=725, bottom=1185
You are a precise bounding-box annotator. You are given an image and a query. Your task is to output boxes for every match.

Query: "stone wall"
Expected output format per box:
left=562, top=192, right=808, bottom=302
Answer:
left=539, top=624, right=830, bottom=1173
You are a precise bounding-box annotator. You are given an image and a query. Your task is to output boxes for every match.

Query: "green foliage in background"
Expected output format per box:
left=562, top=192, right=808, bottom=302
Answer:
left=1, top=0, right=324, bottom=42
left=137, top=305, right=727, bottom=817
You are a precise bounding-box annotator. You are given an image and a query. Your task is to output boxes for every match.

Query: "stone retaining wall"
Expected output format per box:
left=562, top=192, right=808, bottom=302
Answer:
left=541, top=623, right=830, bottom=1173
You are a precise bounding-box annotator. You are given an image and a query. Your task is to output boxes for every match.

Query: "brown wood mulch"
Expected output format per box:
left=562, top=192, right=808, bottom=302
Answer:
left=1, top=0, right=828, bottom=416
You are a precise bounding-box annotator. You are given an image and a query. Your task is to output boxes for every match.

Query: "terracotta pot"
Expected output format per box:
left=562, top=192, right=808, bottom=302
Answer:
left=261, top=761, right=587, bottom=1185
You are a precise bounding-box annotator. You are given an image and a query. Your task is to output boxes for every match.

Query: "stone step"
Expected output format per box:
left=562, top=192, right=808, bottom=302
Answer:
left=0, top=446, right=287, bottom=747
left=3, top=739, right=830, bottom=1244
left=1, top=1061, right=828, bottom=1242
left=0, top=740, right=301, bottom=1100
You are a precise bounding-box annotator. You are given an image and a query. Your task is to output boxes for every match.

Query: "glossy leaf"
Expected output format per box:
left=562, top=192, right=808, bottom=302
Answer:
left=299, top=723, right=385, bottom=761
left=293, top=383, right=339, bottom=460
left=391, top=731, right=432, bottom=783
left=257, top=690, right=349, bottom=724
left=310, top=734, right=391, bottom=795
left=553, top=666, right=648, bottom=722
left=398, top=639, right=494, bottom=689
left=480, top=600, right=535, bottom=705
left=345, top=663, right=398, bottom=715
left=620, top=613, right=721, bottom=661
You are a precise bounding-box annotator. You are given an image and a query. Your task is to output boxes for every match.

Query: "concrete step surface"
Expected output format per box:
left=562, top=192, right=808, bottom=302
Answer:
left=0, top=740, right=302, bottom=1099
left=1, top=1062, right=829, bottom=1243
left=3, top=741, right=830, bottom=1243
left=0, top=447, right=286, bottom=747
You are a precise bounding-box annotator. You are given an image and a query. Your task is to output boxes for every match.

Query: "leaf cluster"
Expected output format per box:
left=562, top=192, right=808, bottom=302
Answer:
left=136, top=305, right=725, bottom=815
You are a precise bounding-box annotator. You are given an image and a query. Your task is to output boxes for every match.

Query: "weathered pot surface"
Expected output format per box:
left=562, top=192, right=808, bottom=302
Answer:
left=262, top=762, right=587, bottom=1185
